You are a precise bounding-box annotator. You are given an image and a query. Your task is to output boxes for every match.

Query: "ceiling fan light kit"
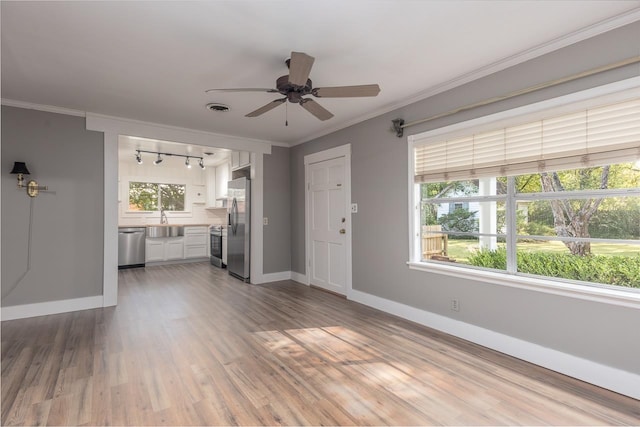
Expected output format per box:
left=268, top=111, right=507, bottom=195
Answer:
left=205, top=51, right=380, bottom=123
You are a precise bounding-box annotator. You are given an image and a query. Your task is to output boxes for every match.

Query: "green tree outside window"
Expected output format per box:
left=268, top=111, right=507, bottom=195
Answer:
left=129, top=182, right=185, bottom=211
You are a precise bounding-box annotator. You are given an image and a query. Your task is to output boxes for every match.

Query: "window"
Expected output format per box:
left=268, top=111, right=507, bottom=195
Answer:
left=410, top=92, right=640, bottom=293
left=129, top=182, right=185, bottom=211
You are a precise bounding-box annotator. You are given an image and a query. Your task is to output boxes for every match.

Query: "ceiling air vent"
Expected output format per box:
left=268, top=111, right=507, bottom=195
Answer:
left=206, top=103, right=230, bottom=112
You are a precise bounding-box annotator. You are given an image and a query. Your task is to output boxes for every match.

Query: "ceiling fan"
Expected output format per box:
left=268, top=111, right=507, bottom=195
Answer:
left=205, top=51, right=381, bottom=121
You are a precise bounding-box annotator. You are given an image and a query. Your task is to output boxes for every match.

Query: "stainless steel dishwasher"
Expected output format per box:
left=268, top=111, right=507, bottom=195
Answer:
left=118, top=227, right=146, bottom=269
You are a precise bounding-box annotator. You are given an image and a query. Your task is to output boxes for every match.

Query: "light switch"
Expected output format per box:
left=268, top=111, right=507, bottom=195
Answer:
left=263, top=217, right=269, bottom=225
left=351, top=203, right=358, bottom=213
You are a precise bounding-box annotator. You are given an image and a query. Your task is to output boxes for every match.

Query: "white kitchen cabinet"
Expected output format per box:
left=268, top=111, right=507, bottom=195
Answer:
left=184, top=226, right=209, bottom=259
left=145, top=239, right=164, bottom=262
left=215, top=162, right=230, bottom=202
left=231, top=151, right=250, bottom=170
left=205, top=162, right=230, bottom=208
left=205, top=167, right=218, bottom=208
left=239, top=151, right=250, bottom=168
left=145, top=237, right=184, bottom=262
left=165, top=239, right=185, bottom=260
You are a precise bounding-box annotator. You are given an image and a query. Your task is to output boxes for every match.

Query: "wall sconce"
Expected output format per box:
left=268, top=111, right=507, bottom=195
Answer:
left=10, top=162, right=48, bottom=197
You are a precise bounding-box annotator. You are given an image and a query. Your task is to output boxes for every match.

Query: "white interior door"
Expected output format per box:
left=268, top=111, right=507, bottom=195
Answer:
left=308, top=156, right=348, bottom=295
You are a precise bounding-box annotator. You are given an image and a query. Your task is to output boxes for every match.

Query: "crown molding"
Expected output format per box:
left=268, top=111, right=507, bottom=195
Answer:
left=1, top=98, right=86, bottom=117
left=290, top=7, right=640, bottom=146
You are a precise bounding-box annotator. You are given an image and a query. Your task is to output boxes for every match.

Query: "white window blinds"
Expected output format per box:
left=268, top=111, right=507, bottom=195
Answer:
left=414, top=98, right=640, bottom=183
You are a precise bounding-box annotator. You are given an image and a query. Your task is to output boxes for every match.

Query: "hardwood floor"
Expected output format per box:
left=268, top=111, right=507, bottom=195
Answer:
left=2, top=262, right=639, bottom=426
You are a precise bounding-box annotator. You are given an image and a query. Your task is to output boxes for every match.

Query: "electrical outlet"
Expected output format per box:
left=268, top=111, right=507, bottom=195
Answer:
left=263, top=217, right=268, bottom=225
left=351, top=203, right=358, bottom=213
left=451, top=299, right=460, bottom=312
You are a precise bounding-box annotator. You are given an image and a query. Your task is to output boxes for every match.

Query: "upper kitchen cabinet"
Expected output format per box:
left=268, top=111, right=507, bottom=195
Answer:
left=205, top=167, right=218, bottom=208
left=215, top=161, right=230, bottom=201
left=231, top=151, right=250, bottom=170
left=205, top=161, right=230, bottom=209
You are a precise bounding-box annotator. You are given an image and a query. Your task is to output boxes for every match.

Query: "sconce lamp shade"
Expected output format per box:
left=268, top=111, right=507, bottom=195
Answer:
left=11, top=162, right=30, bottom=175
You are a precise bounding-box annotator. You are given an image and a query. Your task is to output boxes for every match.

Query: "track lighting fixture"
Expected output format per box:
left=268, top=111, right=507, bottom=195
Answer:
left=134, top=149, right=205, bottom=169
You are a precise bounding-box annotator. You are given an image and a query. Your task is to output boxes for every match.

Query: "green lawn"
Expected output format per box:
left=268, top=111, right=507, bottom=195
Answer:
left=446, top=239, right=640, bottom=264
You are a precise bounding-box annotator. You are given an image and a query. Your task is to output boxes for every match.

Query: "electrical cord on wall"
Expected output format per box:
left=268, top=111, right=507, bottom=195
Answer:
left=2, top=197, right=35, bottom=299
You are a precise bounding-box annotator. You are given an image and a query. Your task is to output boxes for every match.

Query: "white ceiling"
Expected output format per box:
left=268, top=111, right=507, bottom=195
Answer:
left=2, top=1, right=639, bottom=146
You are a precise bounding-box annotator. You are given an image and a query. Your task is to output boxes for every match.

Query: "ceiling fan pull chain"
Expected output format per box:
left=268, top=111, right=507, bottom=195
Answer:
left=285, top=101, right=288, bottom=127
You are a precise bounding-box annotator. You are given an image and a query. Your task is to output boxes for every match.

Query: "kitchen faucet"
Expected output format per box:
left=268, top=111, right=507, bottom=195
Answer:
left=160, top=208, right=168, bottom=224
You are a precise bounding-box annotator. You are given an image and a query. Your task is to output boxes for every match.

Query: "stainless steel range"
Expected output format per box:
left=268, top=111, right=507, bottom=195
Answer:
left=210, top=225, right=223, bottom=267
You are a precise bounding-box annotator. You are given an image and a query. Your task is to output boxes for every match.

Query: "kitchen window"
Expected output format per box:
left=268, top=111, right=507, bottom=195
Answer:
left=128, top=182, right=186, bottom=211
left=408, top=85, right=640, bottom=298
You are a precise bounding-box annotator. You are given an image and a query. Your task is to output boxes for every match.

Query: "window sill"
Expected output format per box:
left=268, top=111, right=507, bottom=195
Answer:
left=407, top=261, right=640, bottom=309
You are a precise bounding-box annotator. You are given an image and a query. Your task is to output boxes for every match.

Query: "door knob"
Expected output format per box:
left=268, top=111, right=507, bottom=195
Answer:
left=339, top=229, right=346, bottom=234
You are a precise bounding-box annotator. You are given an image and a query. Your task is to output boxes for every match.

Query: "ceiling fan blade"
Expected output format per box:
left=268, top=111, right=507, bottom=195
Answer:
left=299, top=99, right=334, bottom=121
left=313, top=84, right=381, bottom=98
left=245, top=98, right=286, bottom=117
left=205, top=88, right=278, bottom=93
left=288, top=51, right=315, bottom=87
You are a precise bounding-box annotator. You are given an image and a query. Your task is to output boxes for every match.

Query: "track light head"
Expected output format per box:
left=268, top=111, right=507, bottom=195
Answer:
left=199, top=158, right=205, bottom=169
left=154, top=153, right=163, bottom=165
left=185, top=157, right=191, bottom=168
left=135, top=151, right=143, bottom=164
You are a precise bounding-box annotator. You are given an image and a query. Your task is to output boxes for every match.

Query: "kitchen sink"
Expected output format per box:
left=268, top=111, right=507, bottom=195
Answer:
left=146, top=225, right=184, bottom=238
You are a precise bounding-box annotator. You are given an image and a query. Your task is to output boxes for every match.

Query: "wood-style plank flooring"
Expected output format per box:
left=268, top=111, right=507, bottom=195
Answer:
left=2, top=262, right=639, bottom=425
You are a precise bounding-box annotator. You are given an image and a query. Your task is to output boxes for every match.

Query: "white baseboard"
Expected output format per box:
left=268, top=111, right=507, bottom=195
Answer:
left=291, top=271, right=308, bottom=285
left=1, top=295, right=104, bottom=321
left=261, top=271, right=292, bottom=283
left=349, top=289, right=640, bottom=400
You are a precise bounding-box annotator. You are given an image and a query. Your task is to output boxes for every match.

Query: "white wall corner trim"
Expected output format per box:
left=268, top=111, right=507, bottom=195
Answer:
left=349, top=289, right=640, bottom=400
left=291, top=271, right=308, bottom=285
left=250, top=152, right=264, bottom=285
left=103, top=132, right=119, bottom=307
left=261, top=271, right=293, bottom=283
left=1, top=295, right=104, bottom=321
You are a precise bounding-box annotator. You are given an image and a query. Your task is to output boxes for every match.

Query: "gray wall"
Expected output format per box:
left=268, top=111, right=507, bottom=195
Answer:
left=1, top=106, right=104, bottom=306
left=290, top=22, right=640, bottom=373
left=262, top=146, right=291, bottom=274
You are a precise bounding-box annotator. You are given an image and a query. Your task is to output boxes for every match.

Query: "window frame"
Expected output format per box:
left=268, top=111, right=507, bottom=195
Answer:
left=407, top=77, right=640, bottom=308
left=128, top=180, right=187, bottom=212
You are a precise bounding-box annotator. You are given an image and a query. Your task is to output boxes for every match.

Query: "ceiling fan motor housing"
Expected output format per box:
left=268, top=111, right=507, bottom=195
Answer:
left=276, top=75, right=313, bottom=103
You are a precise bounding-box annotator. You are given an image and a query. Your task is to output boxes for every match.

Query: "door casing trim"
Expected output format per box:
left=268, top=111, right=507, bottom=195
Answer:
left=304, top=144, right=352, bottom=297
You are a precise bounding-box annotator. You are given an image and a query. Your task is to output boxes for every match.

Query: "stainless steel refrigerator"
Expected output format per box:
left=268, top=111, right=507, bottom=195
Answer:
left=227, top=177, right=250, bottom=282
